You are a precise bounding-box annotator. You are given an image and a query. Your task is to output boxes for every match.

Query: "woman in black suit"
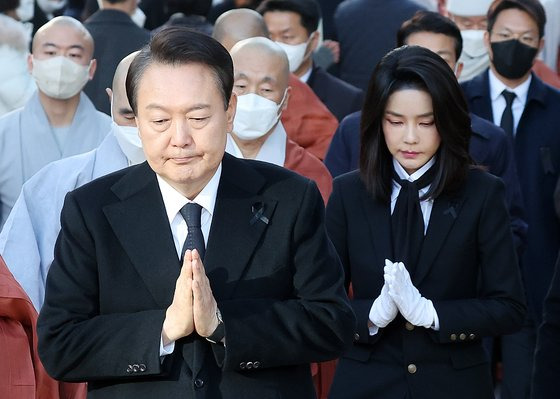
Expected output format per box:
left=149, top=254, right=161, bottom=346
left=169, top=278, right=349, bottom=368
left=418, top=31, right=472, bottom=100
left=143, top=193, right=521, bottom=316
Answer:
left=326, top=46, right=526, bottom=399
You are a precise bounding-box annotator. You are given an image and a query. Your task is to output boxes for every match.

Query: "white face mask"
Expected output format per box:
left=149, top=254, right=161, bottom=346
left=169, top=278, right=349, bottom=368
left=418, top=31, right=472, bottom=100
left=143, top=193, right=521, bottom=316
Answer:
left=37, top=0, right=67, bottom=14
left=112, top=122, right=145, bottom=165
left=233, top=92, right=286, bottom=140
left=32, top=56, right=91, bottom=100
left=16, top=0, right=35, bottom=21
left=110, top=97, right=145, bottom=165
left=458, top=29, right=490, bottom=82
left=275, top=41, right=308, bottom=73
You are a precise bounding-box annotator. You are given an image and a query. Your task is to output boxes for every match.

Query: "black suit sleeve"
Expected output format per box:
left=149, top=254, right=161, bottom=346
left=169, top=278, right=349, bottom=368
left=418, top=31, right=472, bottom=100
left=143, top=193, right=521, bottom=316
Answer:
left=532, top=253, right=560, bottom=398
left=326, top=178, right=380, bottom=346
left=217, top=180, right=355, bottom=371
left=432, top=178, right=526, bottom=342
left=37, top=193, right=167, bottom=381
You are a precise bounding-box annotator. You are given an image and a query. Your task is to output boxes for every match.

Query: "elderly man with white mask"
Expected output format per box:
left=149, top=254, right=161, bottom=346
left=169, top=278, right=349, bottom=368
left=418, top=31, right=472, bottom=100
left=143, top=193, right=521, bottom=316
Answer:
left=0, top=16, right=110, bottom=229
left=227, top=37, right=332, bottom=203
left=0, top=51, right=143, bottom=311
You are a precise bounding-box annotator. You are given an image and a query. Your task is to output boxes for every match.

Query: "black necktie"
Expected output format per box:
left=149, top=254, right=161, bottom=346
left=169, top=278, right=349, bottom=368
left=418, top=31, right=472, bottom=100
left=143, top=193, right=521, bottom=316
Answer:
left=391, top=165, right=436, bottom=275
left=500, top=90, right=516, bottom=138
left=179, top=203, right=205, bottom=262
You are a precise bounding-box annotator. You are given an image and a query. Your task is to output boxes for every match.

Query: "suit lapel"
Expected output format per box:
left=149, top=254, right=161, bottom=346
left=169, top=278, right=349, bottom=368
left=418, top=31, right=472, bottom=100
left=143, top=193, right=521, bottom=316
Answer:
left=204, top=154, right=277, bottom=300
left=466, top=71, right=494, bottom=123
left=359, top=184, right=393, bottom=269
left=103, top=163, right=180, bottom=309
left=412, top=191, right=465, bottom=286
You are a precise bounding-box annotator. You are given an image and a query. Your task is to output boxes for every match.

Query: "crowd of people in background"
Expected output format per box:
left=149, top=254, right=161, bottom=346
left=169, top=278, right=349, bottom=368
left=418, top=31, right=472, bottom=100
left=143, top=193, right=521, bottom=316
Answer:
left=1, top=0, right=560, bottom=398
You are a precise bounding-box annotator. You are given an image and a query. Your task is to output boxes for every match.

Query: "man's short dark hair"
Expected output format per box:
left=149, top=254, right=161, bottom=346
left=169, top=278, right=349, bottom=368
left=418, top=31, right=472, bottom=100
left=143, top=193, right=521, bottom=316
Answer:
left=126, top=27, right=234, bottom=114
left=0, top=0, right=20, bottom=13
left=397, top=11, right=463, bottom=62
left=257, top=0, right=321, bottom=36
left=487, top=0, right=546, bottom=38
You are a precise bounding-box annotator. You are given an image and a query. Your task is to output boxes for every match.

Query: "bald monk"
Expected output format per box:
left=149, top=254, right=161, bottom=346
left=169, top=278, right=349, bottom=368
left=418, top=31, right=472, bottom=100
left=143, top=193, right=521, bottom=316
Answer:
left=0, top=52, right=143, bottom=311
left=228, top=37, right=332, bottom=203
left=0, top=255, right=86, bottom=399
left=0, top=16, right=110, bottom=228
left=213, top=9, right=338, bottom=160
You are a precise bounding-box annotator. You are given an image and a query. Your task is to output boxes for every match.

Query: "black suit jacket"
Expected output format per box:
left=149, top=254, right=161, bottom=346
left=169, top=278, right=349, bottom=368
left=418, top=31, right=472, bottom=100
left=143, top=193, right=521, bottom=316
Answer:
left=84, top=10, right=151, bottom=115
left=462, top=70, right=560, bottom=322
left=307, top=65, right=363, bottom=122
left=326, top=169, right=526, bottom=399
left=532, top=252, right=560, bottom=398
left=37, top=154, right=355, bottom=398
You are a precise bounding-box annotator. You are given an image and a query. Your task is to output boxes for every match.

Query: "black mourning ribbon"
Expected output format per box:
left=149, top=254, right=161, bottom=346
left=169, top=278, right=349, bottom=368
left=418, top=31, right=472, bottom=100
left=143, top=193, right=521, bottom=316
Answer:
left=179, top=202, right=206, bottom=262
left=391, top=164, right=437, bottom=275
left=250, top=202, right=269, bottom=225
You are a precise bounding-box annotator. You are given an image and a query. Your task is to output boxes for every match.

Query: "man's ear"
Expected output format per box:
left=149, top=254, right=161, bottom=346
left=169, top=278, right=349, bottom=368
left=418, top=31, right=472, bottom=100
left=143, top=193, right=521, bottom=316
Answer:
left=281, top=86, right=291, bottom=112
left=27, top=53, right=33, bottom=74
left=455, top=62, right=464, bottom=80
left=483, top=30, right=492, bottom=61
left=88, top=59, right=97, bottom=80
left=308, top=30, right=320, bottom=54
left=226, top=92, right=237, bottom=133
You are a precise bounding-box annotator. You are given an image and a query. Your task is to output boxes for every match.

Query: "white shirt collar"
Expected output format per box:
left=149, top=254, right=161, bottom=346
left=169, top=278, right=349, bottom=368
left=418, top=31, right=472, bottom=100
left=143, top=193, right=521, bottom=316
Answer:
left=488, top=68, right=532, bottom=106
left=225, top=122, right=287, bottom=166
left=299, top=66, right=313, bottom=83
left=392, top=157, right=436, bottom=183
left=156, top=163, right=222, bottom=227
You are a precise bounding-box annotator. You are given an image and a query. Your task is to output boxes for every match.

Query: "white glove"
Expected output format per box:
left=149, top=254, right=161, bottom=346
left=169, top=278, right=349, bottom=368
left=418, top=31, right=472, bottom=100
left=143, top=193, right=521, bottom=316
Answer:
left=385, top=261, right=437, bottom=329
left=368, top=259, right=398, bottom=328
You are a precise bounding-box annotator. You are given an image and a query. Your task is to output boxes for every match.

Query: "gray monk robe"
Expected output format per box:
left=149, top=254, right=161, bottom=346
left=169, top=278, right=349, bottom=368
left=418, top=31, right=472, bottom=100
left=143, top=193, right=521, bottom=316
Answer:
left=0, top=91, right=110, bottom=227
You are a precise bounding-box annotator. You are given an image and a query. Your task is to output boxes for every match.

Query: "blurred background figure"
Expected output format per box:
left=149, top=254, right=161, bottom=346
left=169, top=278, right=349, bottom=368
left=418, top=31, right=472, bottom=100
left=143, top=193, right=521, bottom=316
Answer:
left=258, top=0, right=363, bottom=122
left=443, top=0, right=560, bottom=87
left=83, top=0, right=150, bottom=115
left=227, top=37, right=333, bottom=203
left=0, top=0, right=36, bottom=116
left=0, top=16, right=110, bottom=228
left=333, top=0, right=426, bottom=91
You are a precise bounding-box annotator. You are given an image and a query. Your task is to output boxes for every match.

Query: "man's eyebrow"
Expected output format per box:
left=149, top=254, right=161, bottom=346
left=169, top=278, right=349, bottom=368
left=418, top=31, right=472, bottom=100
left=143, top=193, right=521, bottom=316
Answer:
left=42, top=43, right=85, bottom=51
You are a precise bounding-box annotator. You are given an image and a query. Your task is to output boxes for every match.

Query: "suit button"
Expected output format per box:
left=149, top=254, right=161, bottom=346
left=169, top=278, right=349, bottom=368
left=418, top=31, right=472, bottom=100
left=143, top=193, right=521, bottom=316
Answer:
left=126, top=365, right=133, bottom=373
left=239, top=362, right=246, bottom=370
left=469, top=334, right=476, bottom=340
left=246, top=361, right=253, bottom=369
left=139, top=364, right=146, bottom=372
left=459, top=333, right=467, bottom=341
left=407, top=364, right=417, bottom=374
left=132, top=364, right=139, bottom=373
left=354, top=333, right=360, bottom=341
left=194, top=378, right=204, bottom=389
left=405, top=322, right=415, bottom=331
left=450, top=334, right=457, bottom=341
left=253, top=361, right=261, bottom=368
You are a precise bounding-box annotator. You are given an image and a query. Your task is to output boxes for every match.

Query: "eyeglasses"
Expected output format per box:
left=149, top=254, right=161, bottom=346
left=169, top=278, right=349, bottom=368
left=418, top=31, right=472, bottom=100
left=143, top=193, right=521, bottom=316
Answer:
left=491, top=30, right=539, bottom=47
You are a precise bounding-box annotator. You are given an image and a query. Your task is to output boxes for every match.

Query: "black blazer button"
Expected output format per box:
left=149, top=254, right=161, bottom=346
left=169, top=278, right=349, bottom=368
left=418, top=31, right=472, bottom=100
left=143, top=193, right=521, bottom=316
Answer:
left=132, top=364, right=139, bottom=373
left=459, top=333, right=467, bottom=341
left=194, top=378, right=204, bottom=389
left=450, top=334, right=457, bottom=341
left=139, top=364, right=146, bottom=372
left=354, top=333, right=360, bottom=341
left=126, top=365, right=133, bottom=373
left=253, top=361, right=261, bottom=368
left=240, top=362, right=246, bottom=370
left=246, top=361, right=253, bottom=369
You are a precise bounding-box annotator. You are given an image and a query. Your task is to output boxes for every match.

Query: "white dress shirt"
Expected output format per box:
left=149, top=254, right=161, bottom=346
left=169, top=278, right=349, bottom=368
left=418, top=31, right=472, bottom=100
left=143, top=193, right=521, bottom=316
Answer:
left=226, top=122, right=287, bottom=166
left=156, top=164, right=222, bottom=356
left=368, top=157, right=439, bottom=335
left=488, top=69, right=531, bottom=136
left=299, top=66, right=313, bottom=83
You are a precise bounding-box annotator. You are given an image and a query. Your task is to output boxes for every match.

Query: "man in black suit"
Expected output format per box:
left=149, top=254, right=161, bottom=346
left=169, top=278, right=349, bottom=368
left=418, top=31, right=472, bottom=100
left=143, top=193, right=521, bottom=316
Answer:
left=37, top=27, right=355, bottom=399
left=84, top=0, right=150, bottom=115
left=460, top=1, right=560, bottom=398
left=258, top=0, right=363, bottom=121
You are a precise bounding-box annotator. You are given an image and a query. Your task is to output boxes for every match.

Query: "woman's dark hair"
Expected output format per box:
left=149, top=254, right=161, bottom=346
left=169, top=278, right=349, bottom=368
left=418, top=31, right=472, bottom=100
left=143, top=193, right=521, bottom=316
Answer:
left=126, top=26, right=234, bottom=114
left=487, top=0, right=546, bottom=39
left=359, top=45, right=472, bottom=203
